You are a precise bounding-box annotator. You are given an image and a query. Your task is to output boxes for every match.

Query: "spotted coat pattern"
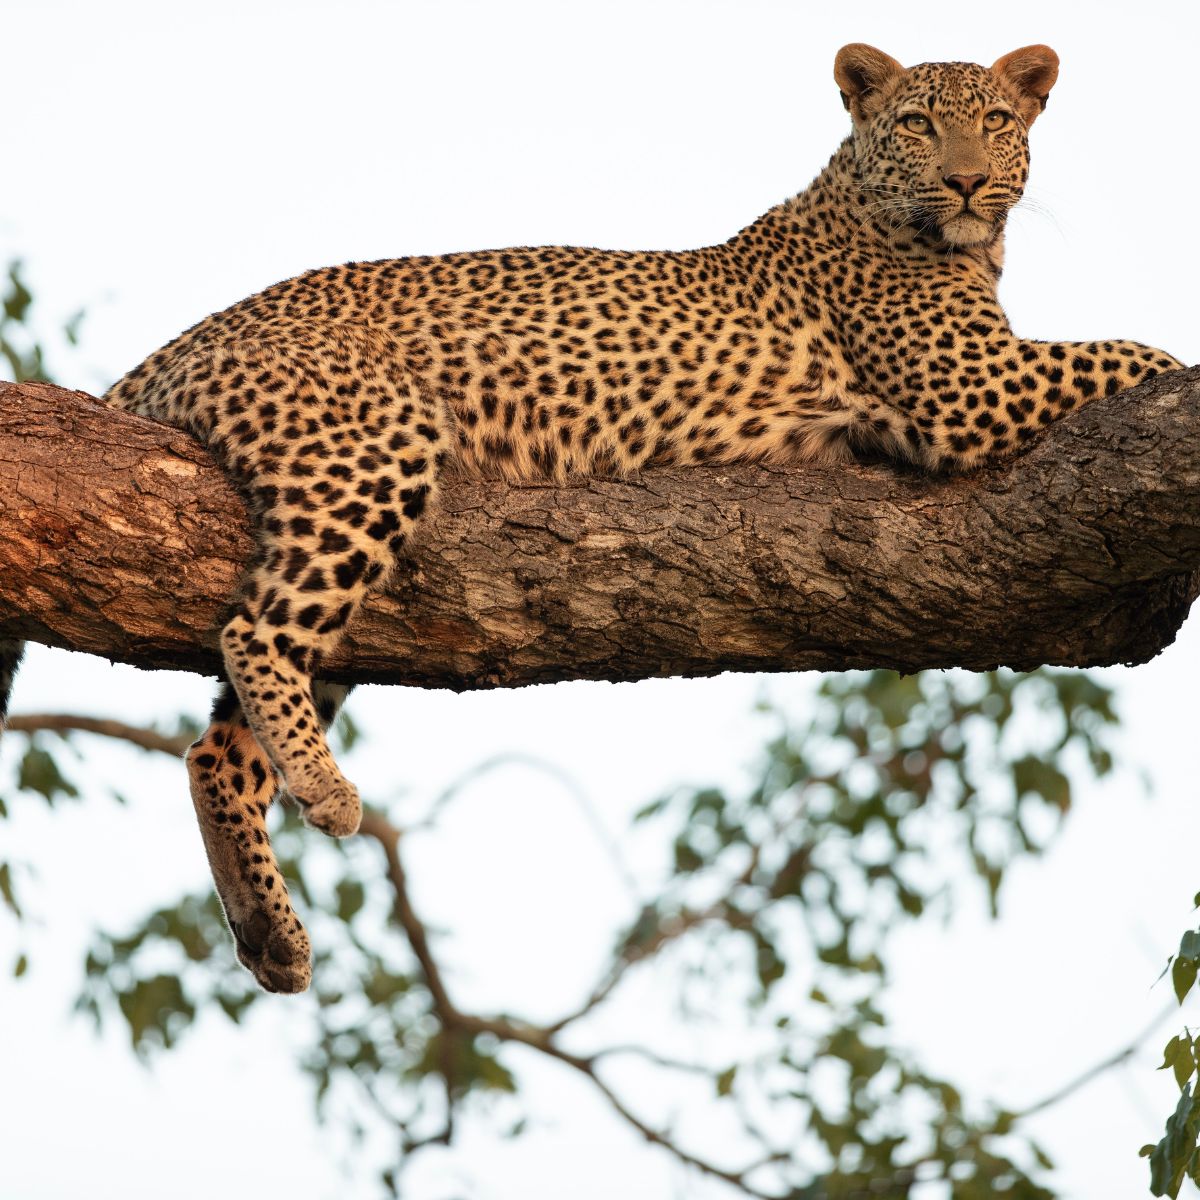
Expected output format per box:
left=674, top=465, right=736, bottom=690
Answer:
left=87, top=44, right=1186, bottom=990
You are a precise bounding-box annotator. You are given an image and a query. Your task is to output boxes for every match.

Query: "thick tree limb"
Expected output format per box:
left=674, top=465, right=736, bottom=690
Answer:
left=1, top=372, right=1199, bottom=687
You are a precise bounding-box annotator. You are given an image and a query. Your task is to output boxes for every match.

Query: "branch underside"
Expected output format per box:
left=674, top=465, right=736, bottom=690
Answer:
left=1, top=372, right=1199, bottom=687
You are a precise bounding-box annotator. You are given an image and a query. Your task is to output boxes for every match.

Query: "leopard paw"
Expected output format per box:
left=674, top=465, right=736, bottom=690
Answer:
left=231, top=908, right=312, bottom=994
left=292, top=773, right=362, bottom=838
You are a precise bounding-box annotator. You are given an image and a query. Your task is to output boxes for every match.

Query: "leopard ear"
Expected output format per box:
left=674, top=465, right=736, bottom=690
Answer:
left=991, top=45, right=1059, bottom=126
left=834, top=44, right=905, bottom=123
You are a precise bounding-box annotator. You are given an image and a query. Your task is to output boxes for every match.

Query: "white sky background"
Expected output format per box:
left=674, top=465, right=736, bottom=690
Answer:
left=2, top=1, right=1199, bottom=1197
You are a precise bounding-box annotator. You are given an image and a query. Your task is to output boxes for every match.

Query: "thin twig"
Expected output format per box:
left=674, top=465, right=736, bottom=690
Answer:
left=543, top=897, right=751, bottom=1036
left=1015, top=999, right=1178, bottom=1119
left=592, top=1043, right=716, bottom=1075
left=415, top=751, right=641, bottom=900
left=548, top=1049, right=779, bottom=1199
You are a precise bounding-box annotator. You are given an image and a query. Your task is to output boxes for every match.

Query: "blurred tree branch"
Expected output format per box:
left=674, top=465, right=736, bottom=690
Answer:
left=3, top=372, right=1200, bottom=689
left=3, top=707, right=804, bottom=1195
left=5, top=713, right=191, bottom=754
left=6, top=703, right=1171, bottom=1199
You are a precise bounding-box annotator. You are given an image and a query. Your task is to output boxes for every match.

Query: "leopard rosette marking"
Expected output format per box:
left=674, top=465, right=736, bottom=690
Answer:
left=48, top=43, right=1175, bottom=991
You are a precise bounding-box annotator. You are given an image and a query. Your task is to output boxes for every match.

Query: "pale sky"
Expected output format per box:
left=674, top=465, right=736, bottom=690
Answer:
left=2, top=2, right=1199, bottom=1198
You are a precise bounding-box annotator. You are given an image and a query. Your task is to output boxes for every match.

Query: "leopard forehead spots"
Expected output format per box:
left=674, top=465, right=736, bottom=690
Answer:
left=850, top=60, right=1035, bottom=251
left=91, top=43, right=1181, bottom=992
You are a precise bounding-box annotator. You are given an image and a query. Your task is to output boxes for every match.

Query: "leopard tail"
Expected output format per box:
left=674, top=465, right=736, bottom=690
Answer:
left=0, top=639, right=25, bottom=735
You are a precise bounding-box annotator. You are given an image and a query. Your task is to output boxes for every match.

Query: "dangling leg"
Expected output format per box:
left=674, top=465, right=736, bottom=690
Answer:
left=186, top=682, right=306, bottom=992
left=217, top=539, right=390, bottom=837
left=186, top=678, right=355, bottom=993
left=168, top=329, right=447, bottom=988
left=183, top=332, right=446, bottom=840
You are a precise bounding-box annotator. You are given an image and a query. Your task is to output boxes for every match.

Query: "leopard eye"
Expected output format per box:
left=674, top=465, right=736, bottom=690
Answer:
left=983, top=110, right=1012, bottom=132
left=900, top=113, right=932, bottom=134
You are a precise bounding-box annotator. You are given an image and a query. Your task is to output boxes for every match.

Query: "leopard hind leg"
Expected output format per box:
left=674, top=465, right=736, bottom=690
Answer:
left=187, top=682, right=307, bottom=992
left=187, top=678, right=354, bottom=993
left=168, top=327, right=444, bottom=893
left=186, top=332, right=447, bottom=840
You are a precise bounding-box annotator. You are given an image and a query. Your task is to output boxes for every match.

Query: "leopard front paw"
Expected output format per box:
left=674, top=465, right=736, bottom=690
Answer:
left=231, top=909, right=313, bottom=994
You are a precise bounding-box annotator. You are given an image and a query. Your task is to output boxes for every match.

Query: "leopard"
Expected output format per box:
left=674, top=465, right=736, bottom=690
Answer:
left=0, top=43, right=1185, bottom=993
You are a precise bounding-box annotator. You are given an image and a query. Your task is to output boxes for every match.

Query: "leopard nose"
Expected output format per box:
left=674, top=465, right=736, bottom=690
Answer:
left=944, top=172, right=988, bottom=198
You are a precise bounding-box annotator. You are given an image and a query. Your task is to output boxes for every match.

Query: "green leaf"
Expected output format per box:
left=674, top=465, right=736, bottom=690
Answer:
left=215, top=992, right=255, bottom=1024
left=363, top=968, right=411, bottom=1007
left=335, top=879, right=366, bottom=923
left=63, top=308, right=85, bottom=346
left=116, top=972, right=193, bottom=1053
left=1012, top=756, right=1070, bottom=813
left=715, top=1066, right=737, bottom=1097
left=0, top=337, right=24, bottom=381
left=408, top=1033, right=517, bottom=1097
left=632, top=795, right=668, bottom=822
left=1162, top=1035, right=1186, bottom=1071
left=17, top=745, right=79, bottom=803
left=13, top=952, right=27, bottom=978
left=1031, top=1141, right=1055, bottom=1171
left=896, top=883, right=924, bottom=917
left=1162, top=1036, right=1197, bottom=1089
left=1148, top=1082, right=1200, bottom=1196
left=1174, top=957, right=1198, bottom=1006
left=0, top=862, right=19, bottom=917
left=752, top=927, right=786, bottom=992
left=3, top=261, right=33, bottom=323
left=672, top=839, right=703, bottom=873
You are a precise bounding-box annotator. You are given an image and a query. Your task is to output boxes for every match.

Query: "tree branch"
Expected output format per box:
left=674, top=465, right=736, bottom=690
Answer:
left=4, top=712, right=191, bottom=755
left=4, top=707, right=772, bottom=1191
left=1014, top=999, right=1178, bottom=1119
left=7, top=708, right=1169, bottom=1197
left=355, top=805, right=781, bottom=1197
left=3, top=373, right=1200, bottom=688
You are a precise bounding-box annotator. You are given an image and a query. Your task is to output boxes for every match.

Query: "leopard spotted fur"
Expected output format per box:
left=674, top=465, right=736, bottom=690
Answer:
left=0, top=44, right=1184, bottom=991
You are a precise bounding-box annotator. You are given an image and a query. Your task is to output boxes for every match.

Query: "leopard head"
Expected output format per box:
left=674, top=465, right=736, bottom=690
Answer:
left=834, top=44, right=1059, bottom=248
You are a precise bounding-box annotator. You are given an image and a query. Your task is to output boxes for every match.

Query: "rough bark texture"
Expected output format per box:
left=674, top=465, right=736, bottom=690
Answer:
left=2, top=373, right=1199, bottom=689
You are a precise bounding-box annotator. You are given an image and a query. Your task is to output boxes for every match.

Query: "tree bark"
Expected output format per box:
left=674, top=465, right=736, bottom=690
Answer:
left=1, top=373, right=1199, bottom=689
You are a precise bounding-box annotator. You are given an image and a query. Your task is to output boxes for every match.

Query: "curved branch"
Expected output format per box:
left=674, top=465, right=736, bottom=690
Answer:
left=4, top=712, right=191, bottom=755
left=6, top=709, right=1172, bottom=1197
left=2, top=372, right=1199, bottom=688
left=356, top=805, right=779, bottom=1197
left=1015, top=1000, right=1178, bottom=1119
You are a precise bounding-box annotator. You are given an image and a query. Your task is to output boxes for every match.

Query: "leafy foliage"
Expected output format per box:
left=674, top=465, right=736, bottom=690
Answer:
left=620, top=669, right=1110, bottom=1196
left=0, top=259, right=83, bottom=383
left=1, top=668, right=1127, bottom=1197
left=1146, top=921, right=1200, bottom=1195
left=1, top=729, right=89, bottom=953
